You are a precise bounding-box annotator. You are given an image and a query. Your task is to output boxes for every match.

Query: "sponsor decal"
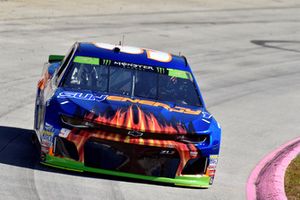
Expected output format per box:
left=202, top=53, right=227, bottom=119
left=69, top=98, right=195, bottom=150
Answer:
left=156, top=67, right=166, bottom=74
left=41, top=130, right=54, bottom=148
left=72, top=55, right=191, bottom=80
left=45, top=122, right=54, bottom=131
left=57, top=92, right=108, bottom=102
left=107, top=95, right=201, bottom=115
left=207, top=165, right=216, bottom=174
left=209, top=154, right=219, bottom=166
left=102, top=59, right=111, bottom=65
left=59, top=128, right=71, bottom=138
left=207, top=154, right=218, bottom=184
left=113, top=61, right=155, bottom=71
left=167, top=68, right=191, bottom=80
left=74, top=56, right=99, bottom=65
left=41, top=123, right=55, bottom=149
left=112, top=61, right=191, bottom=80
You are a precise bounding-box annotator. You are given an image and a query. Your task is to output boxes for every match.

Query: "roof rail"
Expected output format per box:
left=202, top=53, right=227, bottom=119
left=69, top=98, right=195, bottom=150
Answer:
left=181, top=55, right=188, bottom=66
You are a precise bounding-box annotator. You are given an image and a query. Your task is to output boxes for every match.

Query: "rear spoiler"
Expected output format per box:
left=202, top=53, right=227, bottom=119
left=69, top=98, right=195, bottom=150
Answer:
left=48, top=55, right=64, bottom=63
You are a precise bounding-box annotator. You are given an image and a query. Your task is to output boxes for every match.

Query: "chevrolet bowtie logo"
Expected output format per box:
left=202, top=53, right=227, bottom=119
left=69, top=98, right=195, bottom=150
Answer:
left=128, top=130, right=143, bottom=137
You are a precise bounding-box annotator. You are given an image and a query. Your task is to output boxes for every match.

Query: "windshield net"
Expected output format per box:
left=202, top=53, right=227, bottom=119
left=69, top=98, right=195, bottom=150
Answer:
left=62, top=56, right=202, bottom=107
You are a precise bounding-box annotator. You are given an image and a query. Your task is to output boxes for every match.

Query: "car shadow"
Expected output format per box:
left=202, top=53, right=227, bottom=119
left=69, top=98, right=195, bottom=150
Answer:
left=0, top=126, right=203, bottom=189
left=0, top=126, right=40, bottom=169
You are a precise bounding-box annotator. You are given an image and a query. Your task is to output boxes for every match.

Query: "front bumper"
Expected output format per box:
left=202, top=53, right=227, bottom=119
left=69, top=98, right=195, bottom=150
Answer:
left=42, top=154, right=211, bottom=188
left=40, top=127, right=217, bottom=188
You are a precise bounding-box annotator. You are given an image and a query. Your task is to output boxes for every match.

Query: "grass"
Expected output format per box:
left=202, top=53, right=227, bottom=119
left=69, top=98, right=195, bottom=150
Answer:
left=285, top=155, right=300, bottom=200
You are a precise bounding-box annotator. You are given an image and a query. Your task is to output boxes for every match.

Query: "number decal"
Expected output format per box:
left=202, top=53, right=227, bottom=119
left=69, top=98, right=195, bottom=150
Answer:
left=94, top=43, right=143, bottom=54
left=146, top=49, right=172, bottom=62
left=94, top=43, right=173, bottom=62
left=94, top=43, right=115, bottom=50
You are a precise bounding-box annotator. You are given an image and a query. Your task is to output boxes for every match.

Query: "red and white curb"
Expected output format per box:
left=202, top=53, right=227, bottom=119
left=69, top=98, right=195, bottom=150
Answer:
left=246, top=137, right=300, bottom=200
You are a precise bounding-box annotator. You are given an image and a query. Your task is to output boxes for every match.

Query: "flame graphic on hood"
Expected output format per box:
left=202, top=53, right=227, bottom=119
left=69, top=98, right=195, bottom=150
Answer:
left=85, top=106, right=187, bottom=134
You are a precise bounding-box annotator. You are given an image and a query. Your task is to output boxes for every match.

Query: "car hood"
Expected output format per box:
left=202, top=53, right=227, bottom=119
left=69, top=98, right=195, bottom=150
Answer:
left=55, top=89, right=212, bottom=134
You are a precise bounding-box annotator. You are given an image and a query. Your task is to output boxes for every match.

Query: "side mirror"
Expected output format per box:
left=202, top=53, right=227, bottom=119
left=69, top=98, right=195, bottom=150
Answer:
left=48, top=55, right=64, bottom=63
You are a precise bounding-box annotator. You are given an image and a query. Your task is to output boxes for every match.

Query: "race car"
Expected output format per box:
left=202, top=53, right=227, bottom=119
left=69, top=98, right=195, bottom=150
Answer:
left=34, top=42, right=221, bottom=188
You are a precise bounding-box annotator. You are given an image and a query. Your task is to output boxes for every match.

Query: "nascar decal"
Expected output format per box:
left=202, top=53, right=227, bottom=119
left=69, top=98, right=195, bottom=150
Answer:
left=57, top=92, right=108, bottom=102
left=107, top=95, right=201, bottom=115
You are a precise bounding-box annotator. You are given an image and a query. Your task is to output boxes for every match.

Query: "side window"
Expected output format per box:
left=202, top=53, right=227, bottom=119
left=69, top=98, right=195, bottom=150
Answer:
left=55, top=45, right=76, bottom=85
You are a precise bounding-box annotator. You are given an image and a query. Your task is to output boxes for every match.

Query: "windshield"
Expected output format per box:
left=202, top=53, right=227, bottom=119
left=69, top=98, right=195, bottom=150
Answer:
left=62, top=56, right=202, bottom=107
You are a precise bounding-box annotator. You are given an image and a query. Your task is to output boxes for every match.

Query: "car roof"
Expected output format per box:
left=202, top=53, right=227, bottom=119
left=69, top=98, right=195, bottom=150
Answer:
left=74, top=42, right=191, bottom=72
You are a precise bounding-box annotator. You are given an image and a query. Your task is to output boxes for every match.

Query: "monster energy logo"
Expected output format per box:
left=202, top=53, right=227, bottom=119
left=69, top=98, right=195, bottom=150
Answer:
left=157, top=67, right=165, bottom=74
left=113, top=61, right=155, bottom=71
left=102, top=59, right=112, bottom=65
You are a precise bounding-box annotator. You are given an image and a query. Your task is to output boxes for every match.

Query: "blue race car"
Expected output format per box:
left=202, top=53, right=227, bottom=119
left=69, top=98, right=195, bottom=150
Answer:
left=34, top=42, right=221, bottom=188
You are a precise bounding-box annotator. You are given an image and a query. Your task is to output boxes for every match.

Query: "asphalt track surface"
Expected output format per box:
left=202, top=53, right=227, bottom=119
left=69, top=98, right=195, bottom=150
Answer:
left=0, top=1, right=300, bottom=199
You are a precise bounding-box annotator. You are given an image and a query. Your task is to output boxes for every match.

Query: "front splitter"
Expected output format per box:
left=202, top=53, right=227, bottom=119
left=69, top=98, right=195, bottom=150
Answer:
left=42, top=155, right=211, bottom=188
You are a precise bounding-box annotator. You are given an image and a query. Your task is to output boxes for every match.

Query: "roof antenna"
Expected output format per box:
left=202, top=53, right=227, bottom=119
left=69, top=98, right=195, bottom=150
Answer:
left=118, top=35, right=125, bottom=46
left=122, top=35, right=125, bottom=46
